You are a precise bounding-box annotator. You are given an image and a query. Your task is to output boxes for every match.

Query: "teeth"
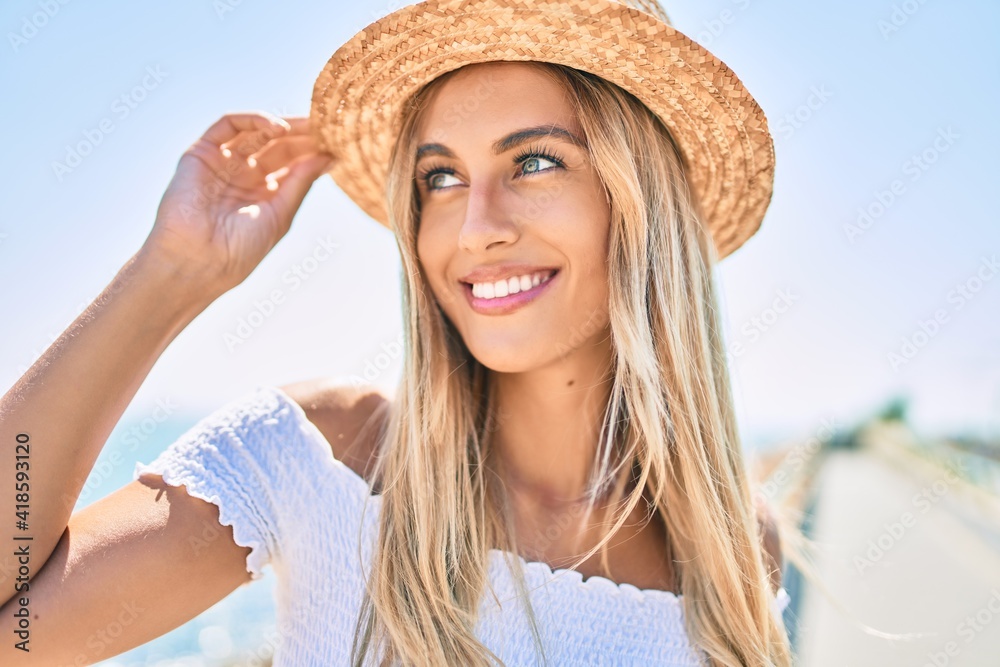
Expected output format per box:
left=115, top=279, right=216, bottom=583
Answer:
left=471, top=271, right=554, bottom=299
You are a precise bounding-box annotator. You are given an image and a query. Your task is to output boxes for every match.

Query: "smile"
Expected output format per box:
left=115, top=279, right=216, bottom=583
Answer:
left=462, top=270, right=560, bottom=316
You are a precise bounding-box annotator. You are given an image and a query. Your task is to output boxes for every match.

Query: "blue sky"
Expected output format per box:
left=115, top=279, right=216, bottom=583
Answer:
left=2, top=0, right=998, bottom=449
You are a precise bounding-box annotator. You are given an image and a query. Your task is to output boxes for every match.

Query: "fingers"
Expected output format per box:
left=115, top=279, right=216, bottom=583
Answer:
left=200, top=112, right=291, bottom=148
left=276, top=116, right=311, bottom=134
left=179, top=112, right=334, bottom=230
left=266, top=152, right=336, bottom=226
left=217, top=115, right=325, bottom=165
left=220, top=130, right=283, bottom=167
left=271, top=117, right=333, bottom=157
left=246, top=134, right=326, bottom=175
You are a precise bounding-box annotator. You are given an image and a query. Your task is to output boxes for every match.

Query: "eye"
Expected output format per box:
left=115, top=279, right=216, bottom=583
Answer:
left=512, top=144, right=565, bottom=177
left=416, top=166, right=461, bottom=191
left=415, top=145, right=566, bottom=193
left=520, top=155, right=560, bottom=175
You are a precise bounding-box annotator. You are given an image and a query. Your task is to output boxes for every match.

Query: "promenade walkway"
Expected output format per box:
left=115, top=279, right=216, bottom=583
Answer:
left=789, top=427, right=1000, bottom=666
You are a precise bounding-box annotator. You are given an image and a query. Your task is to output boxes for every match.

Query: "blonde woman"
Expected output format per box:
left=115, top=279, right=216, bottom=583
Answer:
left=0, top=1, right=804, bottom=665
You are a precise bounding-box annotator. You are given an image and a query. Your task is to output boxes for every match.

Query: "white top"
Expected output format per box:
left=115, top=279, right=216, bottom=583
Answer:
left=133, top=386, right=791, bottom=666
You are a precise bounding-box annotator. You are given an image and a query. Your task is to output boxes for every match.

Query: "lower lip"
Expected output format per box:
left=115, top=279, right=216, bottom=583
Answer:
left=462, top=271, right=560, bottom=315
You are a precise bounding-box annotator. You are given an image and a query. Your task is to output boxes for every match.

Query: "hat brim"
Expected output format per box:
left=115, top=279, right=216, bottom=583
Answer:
left=310, top=0, right=775, bottom=260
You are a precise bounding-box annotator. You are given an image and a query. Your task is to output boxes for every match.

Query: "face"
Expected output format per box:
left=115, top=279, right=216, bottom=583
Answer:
left=414, top=61, right=612, bottom=373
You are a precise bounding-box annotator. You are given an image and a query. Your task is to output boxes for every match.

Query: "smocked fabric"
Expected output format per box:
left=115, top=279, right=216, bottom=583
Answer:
left=133, top=386, right=791, bottom=666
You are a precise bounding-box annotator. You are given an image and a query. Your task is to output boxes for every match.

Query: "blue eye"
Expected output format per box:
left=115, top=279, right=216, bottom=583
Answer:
left=416, top=145, right=565, bottom=192
left=415, top=168, right=459, bottom=190
left=519, top=155, right=561, bottom=175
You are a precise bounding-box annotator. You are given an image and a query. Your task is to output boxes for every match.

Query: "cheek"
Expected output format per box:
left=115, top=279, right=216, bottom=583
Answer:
left=416, top=220, right=443, bottom=271
left=549, top=195, right=610, bottom=270
left=415, top=228, right=436, bottom=289
left=416, top=224, right=456, bottom=307
left=542, top=170, right=609, bottom=232
left=555, top=194, right=611, bottom=312
left=416, top=210, right=451, bottom=256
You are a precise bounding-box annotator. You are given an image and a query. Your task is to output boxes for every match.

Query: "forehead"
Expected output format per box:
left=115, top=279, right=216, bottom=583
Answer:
left=415, top=61, right=582, bottom=143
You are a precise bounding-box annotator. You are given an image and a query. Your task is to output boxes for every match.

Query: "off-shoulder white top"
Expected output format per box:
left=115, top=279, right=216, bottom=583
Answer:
left=133, top=386, right=791, bottom=666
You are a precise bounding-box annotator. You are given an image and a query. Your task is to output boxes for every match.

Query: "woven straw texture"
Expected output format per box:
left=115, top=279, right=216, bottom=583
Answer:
left=309, top=0, right=775, bottom=260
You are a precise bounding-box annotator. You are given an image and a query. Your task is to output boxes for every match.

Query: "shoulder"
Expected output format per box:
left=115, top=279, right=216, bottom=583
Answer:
left=754, top=497, right=784, bottom=594
left=277, top=378, right=391, bottom=487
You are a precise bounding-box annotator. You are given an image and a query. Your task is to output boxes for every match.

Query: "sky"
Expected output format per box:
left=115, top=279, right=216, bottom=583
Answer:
left=1, top=0, right=998, bottom=451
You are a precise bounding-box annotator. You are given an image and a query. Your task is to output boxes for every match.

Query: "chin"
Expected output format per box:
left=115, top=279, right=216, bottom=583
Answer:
left=466, top=344, right=545, bottom=374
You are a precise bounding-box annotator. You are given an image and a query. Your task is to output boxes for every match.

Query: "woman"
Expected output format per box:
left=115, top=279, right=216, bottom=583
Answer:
left=0, top=0, right=802, bottom=665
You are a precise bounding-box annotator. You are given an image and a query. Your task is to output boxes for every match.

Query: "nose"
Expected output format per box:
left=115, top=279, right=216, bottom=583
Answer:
left=457, top=180, right=519, bottom=253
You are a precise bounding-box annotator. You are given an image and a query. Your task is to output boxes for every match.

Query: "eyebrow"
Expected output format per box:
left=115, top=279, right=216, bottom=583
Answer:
left=415, top=124, right=587, bottom=162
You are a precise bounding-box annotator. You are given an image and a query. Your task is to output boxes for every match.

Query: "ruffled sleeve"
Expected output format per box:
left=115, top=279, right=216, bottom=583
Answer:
left=132, top=385, right=297, bottom=581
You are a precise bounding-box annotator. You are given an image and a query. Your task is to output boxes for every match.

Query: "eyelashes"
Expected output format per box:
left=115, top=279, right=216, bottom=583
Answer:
left=416, top=143, right=566, bottom=192
left=415, top=161, right=451, bottom=190
left=511, top=143, right=565, bottom=172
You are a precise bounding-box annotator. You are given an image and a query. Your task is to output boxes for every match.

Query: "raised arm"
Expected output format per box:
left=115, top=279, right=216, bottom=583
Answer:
left=0, top=111, right=335, bottom=663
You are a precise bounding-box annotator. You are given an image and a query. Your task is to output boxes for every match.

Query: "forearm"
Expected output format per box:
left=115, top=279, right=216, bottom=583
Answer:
left=0, top=248, right=219, bottom=594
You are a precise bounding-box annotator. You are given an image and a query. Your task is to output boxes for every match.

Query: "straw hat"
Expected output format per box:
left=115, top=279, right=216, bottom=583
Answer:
left=309, top=0, right=775, bottom=260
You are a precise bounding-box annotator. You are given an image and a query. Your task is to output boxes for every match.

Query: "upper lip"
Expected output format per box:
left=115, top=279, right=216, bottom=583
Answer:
left=459, top=264, right=560, bottom=285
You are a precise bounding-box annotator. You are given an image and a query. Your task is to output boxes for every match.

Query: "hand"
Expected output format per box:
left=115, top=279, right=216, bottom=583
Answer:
left=143, top=111, right=336, bottom=295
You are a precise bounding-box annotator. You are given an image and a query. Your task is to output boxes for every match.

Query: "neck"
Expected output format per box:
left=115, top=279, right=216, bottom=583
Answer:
left=489, top=332, right=616, bottom=511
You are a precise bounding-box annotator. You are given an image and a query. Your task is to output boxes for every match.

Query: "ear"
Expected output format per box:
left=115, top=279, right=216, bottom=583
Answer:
left=755, top=498, right=784, bottom=594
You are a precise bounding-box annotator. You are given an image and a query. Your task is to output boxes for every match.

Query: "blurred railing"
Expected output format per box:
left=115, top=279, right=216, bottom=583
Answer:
left=857, top=420, right=1000, bottom=499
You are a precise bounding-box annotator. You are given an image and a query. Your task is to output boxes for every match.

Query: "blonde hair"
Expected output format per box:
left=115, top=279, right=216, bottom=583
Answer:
left=347, top=60, right=804, bottom=666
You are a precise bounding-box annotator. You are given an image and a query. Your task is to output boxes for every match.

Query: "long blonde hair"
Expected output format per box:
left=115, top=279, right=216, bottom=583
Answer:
left=347, top=60, right=798, bottom=666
